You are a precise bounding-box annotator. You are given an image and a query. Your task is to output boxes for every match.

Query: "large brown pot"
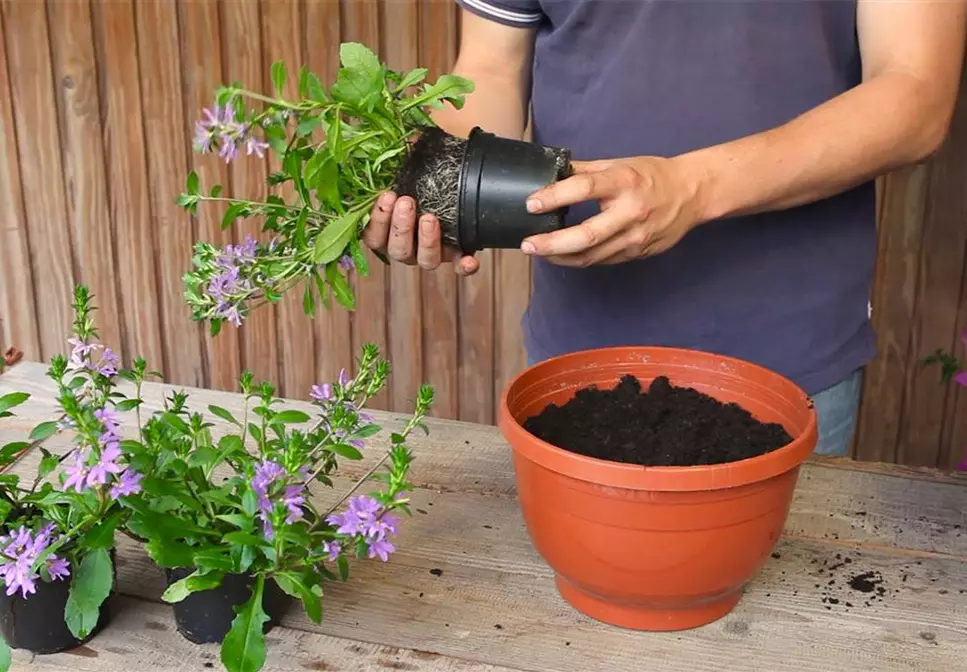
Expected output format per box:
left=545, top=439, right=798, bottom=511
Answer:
left=497, top=346, right=817, bottom=631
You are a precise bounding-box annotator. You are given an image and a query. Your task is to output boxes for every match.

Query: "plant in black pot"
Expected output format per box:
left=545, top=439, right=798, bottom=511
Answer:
left=177, top=41, right=572, bottom=335
left=0, top=286, right=148, bottom=668
left=122, top=342, right=434, bottom=672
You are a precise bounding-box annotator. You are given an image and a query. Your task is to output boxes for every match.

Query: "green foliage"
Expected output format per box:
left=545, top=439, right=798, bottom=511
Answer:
left=179, top=42, right=473, bottom=333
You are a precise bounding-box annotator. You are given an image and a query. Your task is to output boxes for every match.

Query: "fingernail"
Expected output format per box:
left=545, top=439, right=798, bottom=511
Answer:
left=420, top=216, right=433, bottom=233
left=521, top=241, right=536, bottom=254
left=526, top=198, right=541, bottom=213
left=379, top=192, right=394, bottom=209
left=398, top=198, right=412, bottom=213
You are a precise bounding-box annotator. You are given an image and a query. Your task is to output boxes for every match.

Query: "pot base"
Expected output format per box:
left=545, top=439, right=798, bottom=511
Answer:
left=555, top=575, right=742, bottom=631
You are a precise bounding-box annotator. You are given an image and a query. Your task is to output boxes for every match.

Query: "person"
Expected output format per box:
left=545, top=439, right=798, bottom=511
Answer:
left=362, top=0, right=966, bottom=456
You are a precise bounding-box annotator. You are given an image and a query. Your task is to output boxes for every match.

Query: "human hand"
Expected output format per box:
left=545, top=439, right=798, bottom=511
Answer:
left=519, top=156, right=707, bottom=267
left=362, top=192, right=480, bottom=275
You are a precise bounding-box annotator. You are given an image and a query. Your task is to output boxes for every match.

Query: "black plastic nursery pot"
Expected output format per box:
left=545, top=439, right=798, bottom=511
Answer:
left=165, top=568, right=292, bottom=644
left=0, top=551, right=116, bottom=655
left=395, top=126, right=573, bottom=254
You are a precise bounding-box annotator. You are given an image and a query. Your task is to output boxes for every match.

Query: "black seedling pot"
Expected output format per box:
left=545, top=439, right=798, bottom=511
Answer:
left=395, top=126, right=573, bottom=254
left=0, top=552, right=115, bottom=655
left=457, top=126, right=573, bottom=253
left=165, top=568, right=291, bottom=644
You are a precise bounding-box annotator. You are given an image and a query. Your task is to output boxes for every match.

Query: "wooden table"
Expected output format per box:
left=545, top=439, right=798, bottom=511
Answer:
left=2, top=361, right=966, bottom=671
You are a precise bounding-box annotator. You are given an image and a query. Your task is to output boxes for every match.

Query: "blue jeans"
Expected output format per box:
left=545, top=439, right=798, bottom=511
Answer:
left=524, top=353, right=862, bottom=457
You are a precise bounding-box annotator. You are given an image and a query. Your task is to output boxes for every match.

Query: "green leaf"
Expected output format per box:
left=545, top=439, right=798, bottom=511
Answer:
left=187, top=445, right=219, bottom=470
left=270, top=410, right=311, bottom=425
left=274, top=572, right=322, bottom=624
left=161, top=411, right=192, bottom=437
left=337, top=555, right=349, bottom=581
left=144, top=538, right=197, bottom=568
left=329, top=443, right=363, bottom=460
left=162, top=568, right=225, bottom=603
left=0, top=635, right=10, bottom=672
left=80, top=511, right=123, bottom=550
left=313, top=210, right=360, bottom=266
left=270, top=61, right=287, bottom=96
left=306, top=72, right=327, bottom=102
left=403, top=74, right=475, bottom=111
left=325, top=262, right=355, bottom=311
left=303, top=282, right=316, bottom=318
left=221, top=576, right=269, bottom=672
left=222, top=202, right=248, bottom=231
left=223, top=531, right=265, bottom=547
left=38, top=450, right=59, bottom=480
left=216, top=513, right=255, bottom=530
left=186, top=170, right=200, bottom=195
left=298, top=64, right=310, bottom=97
left=0, top=392, right=28, bottom=415
left=28, top=420, right=58, bottom=441
left=208, top=404, right=241, bottom=426
left=395, top=67, right=428, bottom=92
left=331, top=43, right=384, bottom=107
left=349, top=238, right=369, bottom=277
left=194, top=547, right=236, bottom=573
left=65, top=548, right=114, bottom=639
left=304, top=154, right=339, bottom=210
left=296, top=115, right=322, bottom=137
left=115, top=398, right=141, bottom=412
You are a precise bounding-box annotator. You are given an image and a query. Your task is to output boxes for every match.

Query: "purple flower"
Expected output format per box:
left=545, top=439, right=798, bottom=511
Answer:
left=109, top=468, right=143, bottom=499
left=338, top=255, right=354, bottom=272
left=321, top=541, right=341, bottom=562
left=249, top=460, right=306, bottom=533
left=0, top=525, right=70, bottom=598
left=338, top=368, right=351, bottom=387
left=192, top=104, right=267, bottom=164
left=367, top=537, right=395, bottom=562
left=246, top=134, right=270, bottom=158
left=325, top=509, right=362, bottom=536
left=310, top=383, right=333, bottom=402
left=66, top=338, right=119, bottom=378
left=86, top=441, right=123, bottom=488
left=282, top=484, right=306, bottom=524
left=62, top=447, right=91, bottom=493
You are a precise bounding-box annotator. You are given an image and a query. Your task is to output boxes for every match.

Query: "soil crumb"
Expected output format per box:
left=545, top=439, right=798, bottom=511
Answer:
left=523, top=374, right=792, bottom=466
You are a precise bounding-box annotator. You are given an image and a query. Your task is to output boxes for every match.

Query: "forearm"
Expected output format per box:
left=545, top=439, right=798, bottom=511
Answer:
left=679, top=71, right=959, bottom=224
left=430, top=70, right=529, bottom=141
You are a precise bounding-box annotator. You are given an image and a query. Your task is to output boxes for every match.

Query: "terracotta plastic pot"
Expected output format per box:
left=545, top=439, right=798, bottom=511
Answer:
left=497, top=346, right=817, bottom=631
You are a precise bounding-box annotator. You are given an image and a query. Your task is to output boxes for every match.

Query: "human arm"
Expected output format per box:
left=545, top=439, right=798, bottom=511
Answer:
left=361, top=8, right=536, bottom=274
left=522, top=0, right=967, bottom=266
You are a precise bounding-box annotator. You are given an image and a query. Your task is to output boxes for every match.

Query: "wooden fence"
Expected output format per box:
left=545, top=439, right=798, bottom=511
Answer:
left=1, top=0, right=966, bottom=468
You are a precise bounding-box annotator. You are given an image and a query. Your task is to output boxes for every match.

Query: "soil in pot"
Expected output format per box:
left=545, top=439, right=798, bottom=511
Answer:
left=523, top=374, right=793, bottom=466
left=0, top=568, right=113, bottom=655
left=166, top=568, right=292, bottom=644
left=394, top=126, right=573, bottom=254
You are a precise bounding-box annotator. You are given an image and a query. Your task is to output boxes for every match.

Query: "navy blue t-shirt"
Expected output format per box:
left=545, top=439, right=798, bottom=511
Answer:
left=455, top=0, right=877, bottom=395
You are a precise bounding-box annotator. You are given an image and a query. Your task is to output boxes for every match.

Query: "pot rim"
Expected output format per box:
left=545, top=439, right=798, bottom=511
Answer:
left=497, top=346, right=819, bottom=492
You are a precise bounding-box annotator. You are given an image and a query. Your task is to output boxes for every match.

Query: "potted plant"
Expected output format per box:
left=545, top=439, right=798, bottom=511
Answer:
left=497, top=346, right=818, bottom=631
left=0, top=286, right=146, bottom=667
left=122, top=341, right=434, bottom=672
left=177, top=41, right=572, bottom=334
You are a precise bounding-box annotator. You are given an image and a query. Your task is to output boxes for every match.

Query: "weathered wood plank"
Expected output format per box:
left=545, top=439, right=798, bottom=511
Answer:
left=343, top=0, right=390, bottom=410
left=384, top=0, right=426, bottom=417
left=133, top=0, right=205, bottom=388
left=2, top=0, right=76, bottom=359
left=93, top=0, right=166, bottom=371
left=222, top=0, right=279, bottom=387
left=261, top=0, right=317, bottom=400
left=418, top=0, right=460, bottom=421
left=178, top=0, right=242, bottom=391
left=304, top=0, right=355, bottom=391
left=0, top=6, right=40, bottom=362
left=11, top=595, right=517, bottom=671
left=47, top=0, right=124, bottom=356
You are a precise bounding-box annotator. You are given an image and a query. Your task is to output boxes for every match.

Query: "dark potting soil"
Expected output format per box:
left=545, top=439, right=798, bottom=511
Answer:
left=522, top=374, right=793, bottom=466
left=394, top=126, right=466, bottom=248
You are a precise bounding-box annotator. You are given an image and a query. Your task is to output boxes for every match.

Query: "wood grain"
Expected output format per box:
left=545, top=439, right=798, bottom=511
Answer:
left=3, top=363, right=967, bottom=672
left=178, top=0, right=242, bottom=391
left=0, top=6, right=40, bottom=361
left=134, top=0, right=205, bottom=388
left=2, top=0, right=76, bottom=358
left=222, top=0, right=279, bottom=386
left=47, top=0, right=124, bottom=355
left=93, top=0, right=166, bottom=370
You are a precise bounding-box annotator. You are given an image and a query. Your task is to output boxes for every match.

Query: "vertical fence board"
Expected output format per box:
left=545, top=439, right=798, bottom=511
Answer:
left=260, top=0, right=317, bottom=400
left=418, top=0, right=460, bottom=420
left=94, top=0, right=165, bottom=369
left=0, top=7, right=40, bottom=361
left=3, top=0, right=76, bottom=358
left=179, top=0, right=241, bottom=391
left=222, top=0, right=279, bottom=387
left=382, top=0, right=425, bottom=414
left=48, top=0, right=123, bottom=354
left=134, top=0, right=204, bottom=387
left=342, top=0, right=390, bottom=409
left=305, top=0, right=354, bottom=389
